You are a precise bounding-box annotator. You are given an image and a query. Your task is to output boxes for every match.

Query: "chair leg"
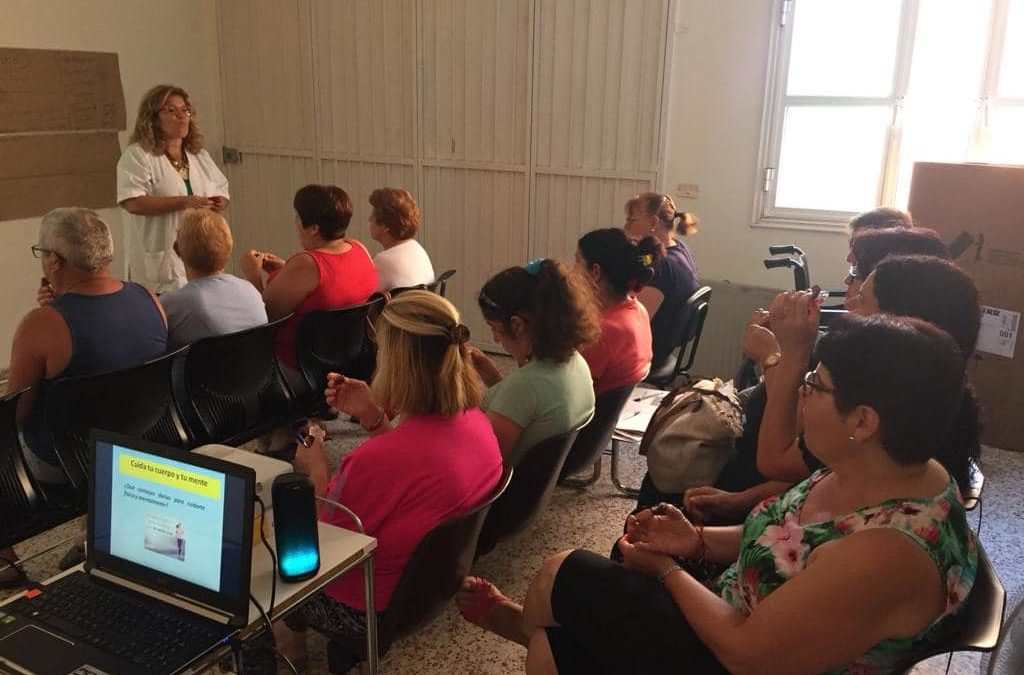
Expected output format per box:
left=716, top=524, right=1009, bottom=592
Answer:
left=559, top=455, right=602, bottom=489
left=609, top=439, right=640, bottom=497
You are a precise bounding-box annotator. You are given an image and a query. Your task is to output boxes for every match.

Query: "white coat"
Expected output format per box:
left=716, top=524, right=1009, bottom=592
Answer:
left=116, top=143, right=230, bottom=293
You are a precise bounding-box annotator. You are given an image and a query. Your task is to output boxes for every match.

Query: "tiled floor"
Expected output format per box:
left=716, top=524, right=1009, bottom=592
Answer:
left=6, top=422, right=1022, bottom=675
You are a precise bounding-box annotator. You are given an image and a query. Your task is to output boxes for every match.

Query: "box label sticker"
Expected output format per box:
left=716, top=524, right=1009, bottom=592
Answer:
left=976, top=306, right=1020, bottom=359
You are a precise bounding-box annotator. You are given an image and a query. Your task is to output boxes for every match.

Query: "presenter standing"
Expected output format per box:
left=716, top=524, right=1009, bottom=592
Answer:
left=117, top=85, right=230, bottom=293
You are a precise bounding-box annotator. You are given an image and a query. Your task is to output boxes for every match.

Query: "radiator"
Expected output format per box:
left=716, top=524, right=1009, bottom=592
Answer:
left=689, top=281, right=781, bottom=381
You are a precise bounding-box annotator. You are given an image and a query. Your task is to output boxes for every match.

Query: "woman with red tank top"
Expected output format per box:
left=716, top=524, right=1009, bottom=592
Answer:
left=241, top=184, right=378, bottom=368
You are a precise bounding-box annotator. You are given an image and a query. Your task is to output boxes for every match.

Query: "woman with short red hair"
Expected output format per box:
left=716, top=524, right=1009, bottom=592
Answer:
left=368, top=187, right=435, bottom=292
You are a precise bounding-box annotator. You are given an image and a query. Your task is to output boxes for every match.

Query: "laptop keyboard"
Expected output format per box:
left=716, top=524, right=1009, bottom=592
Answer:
left=10, top=572, right=224, bottom=671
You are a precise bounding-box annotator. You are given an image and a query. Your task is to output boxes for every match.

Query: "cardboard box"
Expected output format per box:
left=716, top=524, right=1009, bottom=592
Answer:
left=0, top=48, right=126, bottom=133
left=908, top=162, right=1024, bottom=452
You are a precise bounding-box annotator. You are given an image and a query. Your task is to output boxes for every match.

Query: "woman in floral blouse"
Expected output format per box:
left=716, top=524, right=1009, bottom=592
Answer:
left=457, top=314, right=977, bottom=675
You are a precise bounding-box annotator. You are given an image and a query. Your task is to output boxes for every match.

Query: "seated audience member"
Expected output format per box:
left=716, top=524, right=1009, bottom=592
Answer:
left=848, top=206, right=913, bottom=235
left=458, top=314, right=978, bottom=675
left=622, top=192, right=699, bottom=370
left=241, top=184, right=377, bottom=369
left=671, top=229, right=956, bottom=523
left=264, top=291, right=502, bottom=670
left=368, top=187, right=435, bottom=292
left=470, top=260, right=600, bottom=465
left=2, top=207, right=166, bottom=586
left=8, top=207, right=167, bottom=477
left=576, top=228, right=662, bottom=394
left=844, top=226, right=948, bottom=308
left=160, top=209, right=267, bottom=348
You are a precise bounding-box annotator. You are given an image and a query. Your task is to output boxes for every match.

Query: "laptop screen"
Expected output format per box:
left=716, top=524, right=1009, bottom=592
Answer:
left=88, top=432, right=254, bottom=621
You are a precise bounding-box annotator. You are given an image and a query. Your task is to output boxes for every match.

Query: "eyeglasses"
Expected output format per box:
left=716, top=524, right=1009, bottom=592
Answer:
left=156, top=106, right=193, bottom=117
left=801, top=370, right=835, bottom=396
left=31, top=245, right=55, bottom=258
left=843, top=264, right=861, bottom=286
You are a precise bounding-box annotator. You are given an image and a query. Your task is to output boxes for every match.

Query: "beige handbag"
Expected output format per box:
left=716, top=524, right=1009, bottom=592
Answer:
left=639, top=378, right=744, bottom=494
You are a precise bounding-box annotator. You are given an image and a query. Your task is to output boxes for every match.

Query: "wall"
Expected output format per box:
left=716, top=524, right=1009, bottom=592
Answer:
left=657, top=1, right=853, bottom=379
left=661, top=1, right=850, bottom=291
left=0, top=0, right=223, bottom=368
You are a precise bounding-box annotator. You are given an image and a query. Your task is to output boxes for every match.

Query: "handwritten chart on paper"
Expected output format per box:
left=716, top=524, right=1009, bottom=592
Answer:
left=0, top=48, right=126, bottom=220
left=0, top=49, right=126, bottom=133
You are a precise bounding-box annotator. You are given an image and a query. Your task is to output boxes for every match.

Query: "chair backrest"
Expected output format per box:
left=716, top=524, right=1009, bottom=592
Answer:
left=894, top=542, right=1006, bottom=672
left=172, top=316, right=296, bottom=446
left=386, top=464, right=512, bottom=641
left=430, top=269, right=455, bottom=297
left=647, top=285, right=712, bottom=387
left=41, top=348, right=192, bottom=497
left=293, top=296, right=387, bottom=412
left=0, top=388, right=80, bottom=550
left=560, top=383, right=636, bottom=478
left=670, top=285, right=712, bottom=375
left=476, top=428, right=581, bottom=556
left=328, top=465, right=513, bottom=663
left=390, top=269, right=456, bottom=298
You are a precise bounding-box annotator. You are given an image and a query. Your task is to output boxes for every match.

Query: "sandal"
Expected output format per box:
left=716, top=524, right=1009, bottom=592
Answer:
left=455, top=577, right=510, bottom=628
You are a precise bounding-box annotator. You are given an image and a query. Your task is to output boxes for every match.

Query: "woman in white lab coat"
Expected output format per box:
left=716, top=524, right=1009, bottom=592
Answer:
left=117, top=84, right=230, bottom=293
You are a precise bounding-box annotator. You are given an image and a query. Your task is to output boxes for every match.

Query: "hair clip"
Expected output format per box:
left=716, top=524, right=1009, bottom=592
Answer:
left=637, top=253, right=653, bottom=267
left=447, top=323, right=471, bottom=345
left=524, top=258, right=544, bottom=276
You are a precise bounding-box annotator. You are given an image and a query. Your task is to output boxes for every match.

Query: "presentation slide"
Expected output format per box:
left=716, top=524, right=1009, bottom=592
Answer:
left=107, top=445, right=226, bottom=592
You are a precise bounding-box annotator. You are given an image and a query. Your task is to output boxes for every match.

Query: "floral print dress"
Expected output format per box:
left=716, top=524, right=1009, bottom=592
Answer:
left=714, top=470, right=977, bottom=675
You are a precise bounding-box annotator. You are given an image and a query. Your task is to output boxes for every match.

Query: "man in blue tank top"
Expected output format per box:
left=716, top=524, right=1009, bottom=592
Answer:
left=6, top=207, right=168, bottom=479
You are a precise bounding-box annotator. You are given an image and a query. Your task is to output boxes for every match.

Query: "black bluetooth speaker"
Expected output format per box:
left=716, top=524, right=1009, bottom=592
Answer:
left=271, top=472, right=321, bottom=582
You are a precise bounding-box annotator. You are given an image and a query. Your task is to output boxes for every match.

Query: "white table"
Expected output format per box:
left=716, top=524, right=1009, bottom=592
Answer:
left=245, top=515, right=378, bottom=672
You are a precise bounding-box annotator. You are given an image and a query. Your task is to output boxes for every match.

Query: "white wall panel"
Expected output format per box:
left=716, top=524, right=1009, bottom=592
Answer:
left=421, top=0, right=531, bottom=165
left=219, top=0, right=315, bottom=152
left=533, top=0, right=667, bottom=173
left=421, top=166, right=529, bottom=341
left=532, top=174, right=653, bottom=261
left=314, top=0, right=417, bottom=160
left=223, top=155, right=318, bottom=271
left=319, top=160, right=416, bottom=249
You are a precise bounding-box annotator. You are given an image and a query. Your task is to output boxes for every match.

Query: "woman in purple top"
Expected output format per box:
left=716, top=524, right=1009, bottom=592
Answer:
left=623, top=192, right=700, bottom=370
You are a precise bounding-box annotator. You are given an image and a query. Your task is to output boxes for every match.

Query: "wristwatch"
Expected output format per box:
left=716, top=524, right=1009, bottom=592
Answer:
left=762, top=352, right=783, bottom=370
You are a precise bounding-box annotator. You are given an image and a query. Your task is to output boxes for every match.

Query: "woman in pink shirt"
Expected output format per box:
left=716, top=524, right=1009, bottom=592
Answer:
left=275, top=290, right=503, bottom=667
left=576, top=228, right=663, bottom=394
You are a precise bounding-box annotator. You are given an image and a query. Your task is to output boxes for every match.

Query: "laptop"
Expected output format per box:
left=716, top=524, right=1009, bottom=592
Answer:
left=0, top=430, right=255, bottom=675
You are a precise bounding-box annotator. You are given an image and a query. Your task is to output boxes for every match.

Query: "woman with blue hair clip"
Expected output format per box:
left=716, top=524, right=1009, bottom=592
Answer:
left=470, top=258, right=601, bottom=466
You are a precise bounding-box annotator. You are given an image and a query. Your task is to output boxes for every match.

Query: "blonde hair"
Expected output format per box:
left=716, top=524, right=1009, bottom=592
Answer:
left=371, top=291, right=482, bottom=416
left=129, top=84, right=205, bottom=154
left=176, top=209, right=232, bottom=273
left=626, top=192, right=699, bottom=237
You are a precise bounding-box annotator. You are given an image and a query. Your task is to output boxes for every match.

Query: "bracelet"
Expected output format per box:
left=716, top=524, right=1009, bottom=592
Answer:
left=361, top=406, right=387, bottom=433
left=693, top=523, right=708, bottom=563
left=657, top=563, right=683, bottom=586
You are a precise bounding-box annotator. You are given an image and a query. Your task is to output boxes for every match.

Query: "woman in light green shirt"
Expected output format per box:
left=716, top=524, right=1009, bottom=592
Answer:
left=470, top=259, right=601, bottom=466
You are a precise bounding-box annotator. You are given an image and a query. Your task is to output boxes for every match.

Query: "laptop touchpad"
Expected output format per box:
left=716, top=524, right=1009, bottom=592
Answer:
left=0, top=625, right=89, bottom=675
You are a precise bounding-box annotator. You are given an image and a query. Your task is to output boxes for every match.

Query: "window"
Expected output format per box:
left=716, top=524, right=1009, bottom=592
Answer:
left=755, top=0, right=1024, bottom=229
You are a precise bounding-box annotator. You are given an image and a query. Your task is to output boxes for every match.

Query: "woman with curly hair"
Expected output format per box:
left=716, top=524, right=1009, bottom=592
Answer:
left=117, top=85, right=230, bottom=292
left=471, top=259, right=601, bottom=465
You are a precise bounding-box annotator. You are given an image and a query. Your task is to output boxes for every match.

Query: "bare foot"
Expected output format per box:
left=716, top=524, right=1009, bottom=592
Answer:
left=455, top=577, right=530, bottom=646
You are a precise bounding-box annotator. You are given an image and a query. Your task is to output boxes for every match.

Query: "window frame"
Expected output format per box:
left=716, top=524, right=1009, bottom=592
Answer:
left=755, top=0, right=1024, bottom=231
left=753, top=0, right=925, bottom=232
